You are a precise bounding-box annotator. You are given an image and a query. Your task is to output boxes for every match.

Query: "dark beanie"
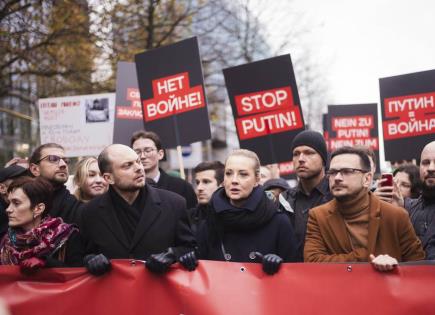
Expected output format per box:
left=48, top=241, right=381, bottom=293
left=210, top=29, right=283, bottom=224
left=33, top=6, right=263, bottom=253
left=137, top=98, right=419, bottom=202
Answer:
left=291, top=130, right=327, bottom=165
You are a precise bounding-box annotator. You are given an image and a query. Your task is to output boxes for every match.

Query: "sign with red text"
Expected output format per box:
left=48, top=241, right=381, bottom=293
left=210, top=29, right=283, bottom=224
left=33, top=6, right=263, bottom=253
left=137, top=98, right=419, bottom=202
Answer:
left=327, top=104, right=379, bottom=172
left=1, top=260, right=435, bottom=315
left=113, top=61, right=144, bottom=145
left=135, top=37, right=211, bottom=148
left=223, top=55, right=305, bottom=164
left=38, top=93, right=115, bottom=157
left=380, top=69, right=435, bottom=161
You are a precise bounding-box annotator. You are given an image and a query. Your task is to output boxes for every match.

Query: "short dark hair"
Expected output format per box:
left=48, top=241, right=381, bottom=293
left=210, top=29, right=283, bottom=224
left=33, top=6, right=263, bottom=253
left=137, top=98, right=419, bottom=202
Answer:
left=98, top=146, right=112, bottom=174
left=354, top=145, right=377, bottom=169
left=130, top=130, right=162, bottom=150
left=194, top=161, right=225, bottom=185
left=393, top=163, right=422, bottom=198
left=330, top=146, right=371, bottom=171
left=29, top=143, right=64, bottom=165
left=8, top=176, right=53, bottom=217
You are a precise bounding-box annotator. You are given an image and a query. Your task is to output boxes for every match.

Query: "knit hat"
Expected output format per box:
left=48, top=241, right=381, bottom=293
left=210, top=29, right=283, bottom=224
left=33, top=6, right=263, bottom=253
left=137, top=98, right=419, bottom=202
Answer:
left=263, top=178, right=290, bottom=191
left=0, top=165, right=27, bottom=183
left=291, top=130, right=328, bottom=165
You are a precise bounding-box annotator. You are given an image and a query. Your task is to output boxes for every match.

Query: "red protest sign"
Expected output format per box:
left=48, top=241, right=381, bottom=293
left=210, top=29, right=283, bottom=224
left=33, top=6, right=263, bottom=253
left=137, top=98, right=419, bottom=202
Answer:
left=330, top=114, right=378, bottom=150
left=142, top=72, right=205, bottom=122
left=382, top=91, right=435, bottom=140
left=234, top=86, right=303, bottom=140
left=116, top=88, right=142, bottom=120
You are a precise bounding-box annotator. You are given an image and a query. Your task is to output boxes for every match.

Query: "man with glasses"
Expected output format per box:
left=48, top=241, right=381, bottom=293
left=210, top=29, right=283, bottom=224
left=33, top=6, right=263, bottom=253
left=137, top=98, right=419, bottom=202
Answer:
left=29, top=143, right=82, bottom=224
left=304, top=146, right=424, bottom=271
left=130, top=130, right=197, bottom=208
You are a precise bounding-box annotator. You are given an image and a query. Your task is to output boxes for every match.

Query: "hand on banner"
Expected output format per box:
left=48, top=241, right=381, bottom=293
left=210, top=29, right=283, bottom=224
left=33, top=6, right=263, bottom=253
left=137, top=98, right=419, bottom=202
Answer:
left=145, top=248, right=176, bottom=274
left=178, top=251, right=198, bottom=271
left=19, top=257, right=46, bottom=274
left=253, top=252, right=283, bottom=275
left=373, top=178, right=394, bottom=203
left=369, top=254, right=398, bottom=272
left=84, top=254, right=111, bottom=276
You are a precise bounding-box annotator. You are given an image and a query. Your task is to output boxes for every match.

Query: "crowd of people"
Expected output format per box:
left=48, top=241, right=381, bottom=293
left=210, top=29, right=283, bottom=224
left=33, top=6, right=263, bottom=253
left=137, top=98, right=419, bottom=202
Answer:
left=0, top=129, right=434, bottom=276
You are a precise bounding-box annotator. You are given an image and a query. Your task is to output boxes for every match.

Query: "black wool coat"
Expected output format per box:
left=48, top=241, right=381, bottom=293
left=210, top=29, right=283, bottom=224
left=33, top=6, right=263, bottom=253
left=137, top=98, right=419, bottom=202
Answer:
left=156, top=169, right=198, bottom=209
left=197, top=191, right=298, bottom=263
left=80, top=185, right=196, bottom=260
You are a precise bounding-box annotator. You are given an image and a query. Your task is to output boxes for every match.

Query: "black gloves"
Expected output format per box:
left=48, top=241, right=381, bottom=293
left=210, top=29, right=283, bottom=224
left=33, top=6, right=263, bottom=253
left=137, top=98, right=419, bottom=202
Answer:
left=253, top=252, right=283, bottom=275
left=145, top=248, right=176, bottom=274
left=84, top=254, right=111, bottom=276
left=178, top=251, right=198, bottom=271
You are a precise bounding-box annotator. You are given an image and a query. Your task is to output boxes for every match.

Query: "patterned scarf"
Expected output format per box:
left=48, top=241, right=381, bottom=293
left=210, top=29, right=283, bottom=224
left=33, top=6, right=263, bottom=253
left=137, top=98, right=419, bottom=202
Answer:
left=0, top=216, right=78, bottom=265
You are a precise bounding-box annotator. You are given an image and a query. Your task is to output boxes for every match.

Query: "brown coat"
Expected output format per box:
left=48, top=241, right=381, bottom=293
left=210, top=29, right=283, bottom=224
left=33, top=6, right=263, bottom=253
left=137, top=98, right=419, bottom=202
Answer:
left=304, top=193, right=425, bottom=262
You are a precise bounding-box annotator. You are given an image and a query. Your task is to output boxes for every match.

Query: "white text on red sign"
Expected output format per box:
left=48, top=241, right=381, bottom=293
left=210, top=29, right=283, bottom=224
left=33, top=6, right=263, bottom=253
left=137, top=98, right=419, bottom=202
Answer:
left=142, top=72, right=205, bottom=122
left=383, top=91, right=435, bottom=140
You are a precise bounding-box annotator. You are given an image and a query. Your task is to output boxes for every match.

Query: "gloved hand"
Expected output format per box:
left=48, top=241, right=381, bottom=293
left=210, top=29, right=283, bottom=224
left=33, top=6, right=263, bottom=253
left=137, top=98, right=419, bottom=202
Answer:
left=253, top=252, right=283, bottom=275
left=145, top=248, right=176, bottom=274
left=20, top=257, right=46, bottom=274
left=84, top=254, right=111, bottom=276
left=178, top=251, right=198, bottom=271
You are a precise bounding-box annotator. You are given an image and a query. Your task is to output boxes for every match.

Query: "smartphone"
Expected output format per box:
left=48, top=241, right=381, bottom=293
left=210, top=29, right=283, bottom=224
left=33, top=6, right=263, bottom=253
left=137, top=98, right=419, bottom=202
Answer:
left=381, top=173, right=393, bottom=187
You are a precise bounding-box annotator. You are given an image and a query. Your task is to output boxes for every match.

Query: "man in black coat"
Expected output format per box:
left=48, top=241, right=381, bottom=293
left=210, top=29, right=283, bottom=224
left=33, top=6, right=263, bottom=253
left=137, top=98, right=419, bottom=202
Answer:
left=28, top=143, right=82, bottom=225
left=80, top=144, right=197, bottom=275
left=130, top=130, right=197, bottom=208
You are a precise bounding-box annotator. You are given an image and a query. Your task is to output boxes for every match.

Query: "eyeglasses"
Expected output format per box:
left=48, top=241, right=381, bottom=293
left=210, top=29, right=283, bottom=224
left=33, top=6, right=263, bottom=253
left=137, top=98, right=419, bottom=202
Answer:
left=37, top=155, right=70, bottom=165
left=134, top=148, right=157, bottom=156
left=326, top=168, right=369, bottom=177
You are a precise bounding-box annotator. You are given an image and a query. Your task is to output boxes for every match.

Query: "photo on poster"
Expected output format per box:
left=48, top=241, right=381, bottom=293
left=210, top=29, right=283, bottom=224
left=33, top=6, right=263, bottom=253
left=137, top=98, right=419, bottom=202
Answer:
left=86, top=98, right=109, bottom=123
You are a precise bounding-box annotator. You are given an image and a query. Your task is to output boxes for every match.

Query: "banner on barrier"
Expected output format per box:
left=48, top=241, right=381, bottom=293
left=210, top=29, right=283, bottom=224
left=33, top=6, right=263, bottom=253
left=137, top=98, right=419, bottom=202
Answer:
left=1, top=260, right=435, bottom=315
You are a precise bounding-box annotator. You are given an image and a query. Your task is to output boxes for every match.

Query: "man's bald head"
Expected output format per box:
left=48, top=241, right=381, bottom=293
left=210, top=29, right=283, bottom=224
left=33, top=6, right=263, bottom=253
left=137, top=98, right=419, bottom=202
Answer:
left=99, top=144, right=135, bottom=174
left=420, top=141, right=435, bottom=196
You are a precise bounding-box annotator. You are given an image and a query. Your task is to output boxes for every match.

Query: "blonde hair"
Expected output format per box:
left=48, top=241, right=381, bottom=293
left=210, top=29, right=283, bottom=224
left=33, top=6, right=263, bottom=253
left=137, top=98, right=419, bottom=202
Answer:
left=225, top=149, right=261, bottom=177
left=74, top=157, right=98, bottom=202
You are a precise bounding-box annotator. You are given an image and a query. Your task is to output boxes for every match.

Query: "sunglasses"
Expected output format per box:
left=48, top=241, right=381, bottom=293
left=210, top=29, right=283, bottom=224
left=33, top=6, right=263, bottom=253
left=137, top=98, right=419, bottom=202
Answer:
left=37, top=155, right=70, bottom=165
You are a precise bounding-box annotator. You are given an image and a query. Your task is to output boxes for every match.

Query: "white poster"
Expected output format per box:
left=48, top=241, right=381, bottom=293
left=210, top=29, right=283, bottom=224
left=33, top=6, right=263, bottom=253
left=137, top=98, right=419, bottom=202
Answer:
left=38, top=93, right=116, bottom=157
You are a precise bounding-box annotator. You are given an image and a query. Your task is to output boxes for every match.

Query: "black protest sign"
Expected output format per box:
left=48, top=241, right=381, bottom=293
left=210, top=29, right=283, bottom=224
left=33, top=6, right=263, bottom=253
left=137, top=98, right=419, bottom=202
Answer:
left=327, top=104, right=380, bottom=173
left=223, top=55, right=305, bottom=165
left=322, top=113, right=330, bottom=151
left=135, top=37, right=211, bottom=148
left=113, top=61, right=143, bottom=145
left=379, top=69, right=435, bottom=161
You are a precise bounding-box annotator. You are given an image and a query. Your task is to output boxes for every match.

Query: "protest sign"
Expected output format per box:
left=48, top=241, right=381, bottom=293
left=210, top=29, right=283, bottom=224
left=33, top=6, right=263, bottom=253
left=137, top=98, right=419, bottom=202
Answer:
left=380, top=69, right=435, bottom=161
left=1, top=260, right=435, bottom=315
left=135, top=37, right=211, bottom=149
left=38, top=93, right=115, bottom=157
left=322, top=113, right=330, bottom=151
left=113, top=61, right=143, bottom=145
left=327, top=104, right=379, bottom=172
left=223, top=55, right=305, bottom=165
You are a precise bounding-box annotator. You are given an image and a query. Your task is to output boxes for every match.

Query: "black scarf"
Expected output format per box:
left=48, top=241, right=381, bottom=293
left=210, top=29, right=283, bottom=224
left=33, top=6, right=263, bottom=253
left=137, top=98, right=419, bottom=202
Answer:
left=109, top=186, right=147, bottom=243
left=206, top=186, right=277, bottom=243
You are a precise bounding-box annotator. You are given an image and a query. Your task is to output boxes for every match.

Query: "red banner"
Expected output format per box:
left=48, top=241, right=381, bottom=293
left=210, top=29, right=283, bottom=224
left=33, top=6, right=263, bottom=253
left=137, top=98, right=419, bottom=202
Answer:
left=1, top=260, right=434, bottom=315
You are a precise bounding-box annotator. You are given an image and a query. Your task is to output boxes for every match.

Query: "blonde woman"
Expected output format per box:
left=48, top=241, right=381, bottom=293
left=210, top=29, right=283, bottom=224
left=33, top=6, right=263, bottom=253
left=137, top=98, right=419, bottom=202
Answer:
left=74, top=157, right=108, bottom=202
left=195, top=149, right=297, bottom=275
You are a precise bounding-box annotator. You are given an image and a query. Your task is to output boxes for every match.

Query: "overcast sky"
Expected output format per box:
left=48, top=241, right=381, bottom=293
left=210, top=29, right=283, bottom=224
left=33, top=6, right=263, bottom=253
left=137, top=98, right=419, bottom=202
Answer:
left=260, top=0, right=435, bottom=105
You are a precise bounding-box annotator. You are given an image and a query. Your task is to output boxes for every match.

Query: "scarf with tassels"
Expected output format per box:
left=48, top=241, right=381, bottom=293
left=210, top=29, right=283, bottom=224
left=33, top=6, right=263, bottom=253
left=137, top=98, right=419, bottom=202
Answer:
left=0, top=216, right=78, bottom=265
